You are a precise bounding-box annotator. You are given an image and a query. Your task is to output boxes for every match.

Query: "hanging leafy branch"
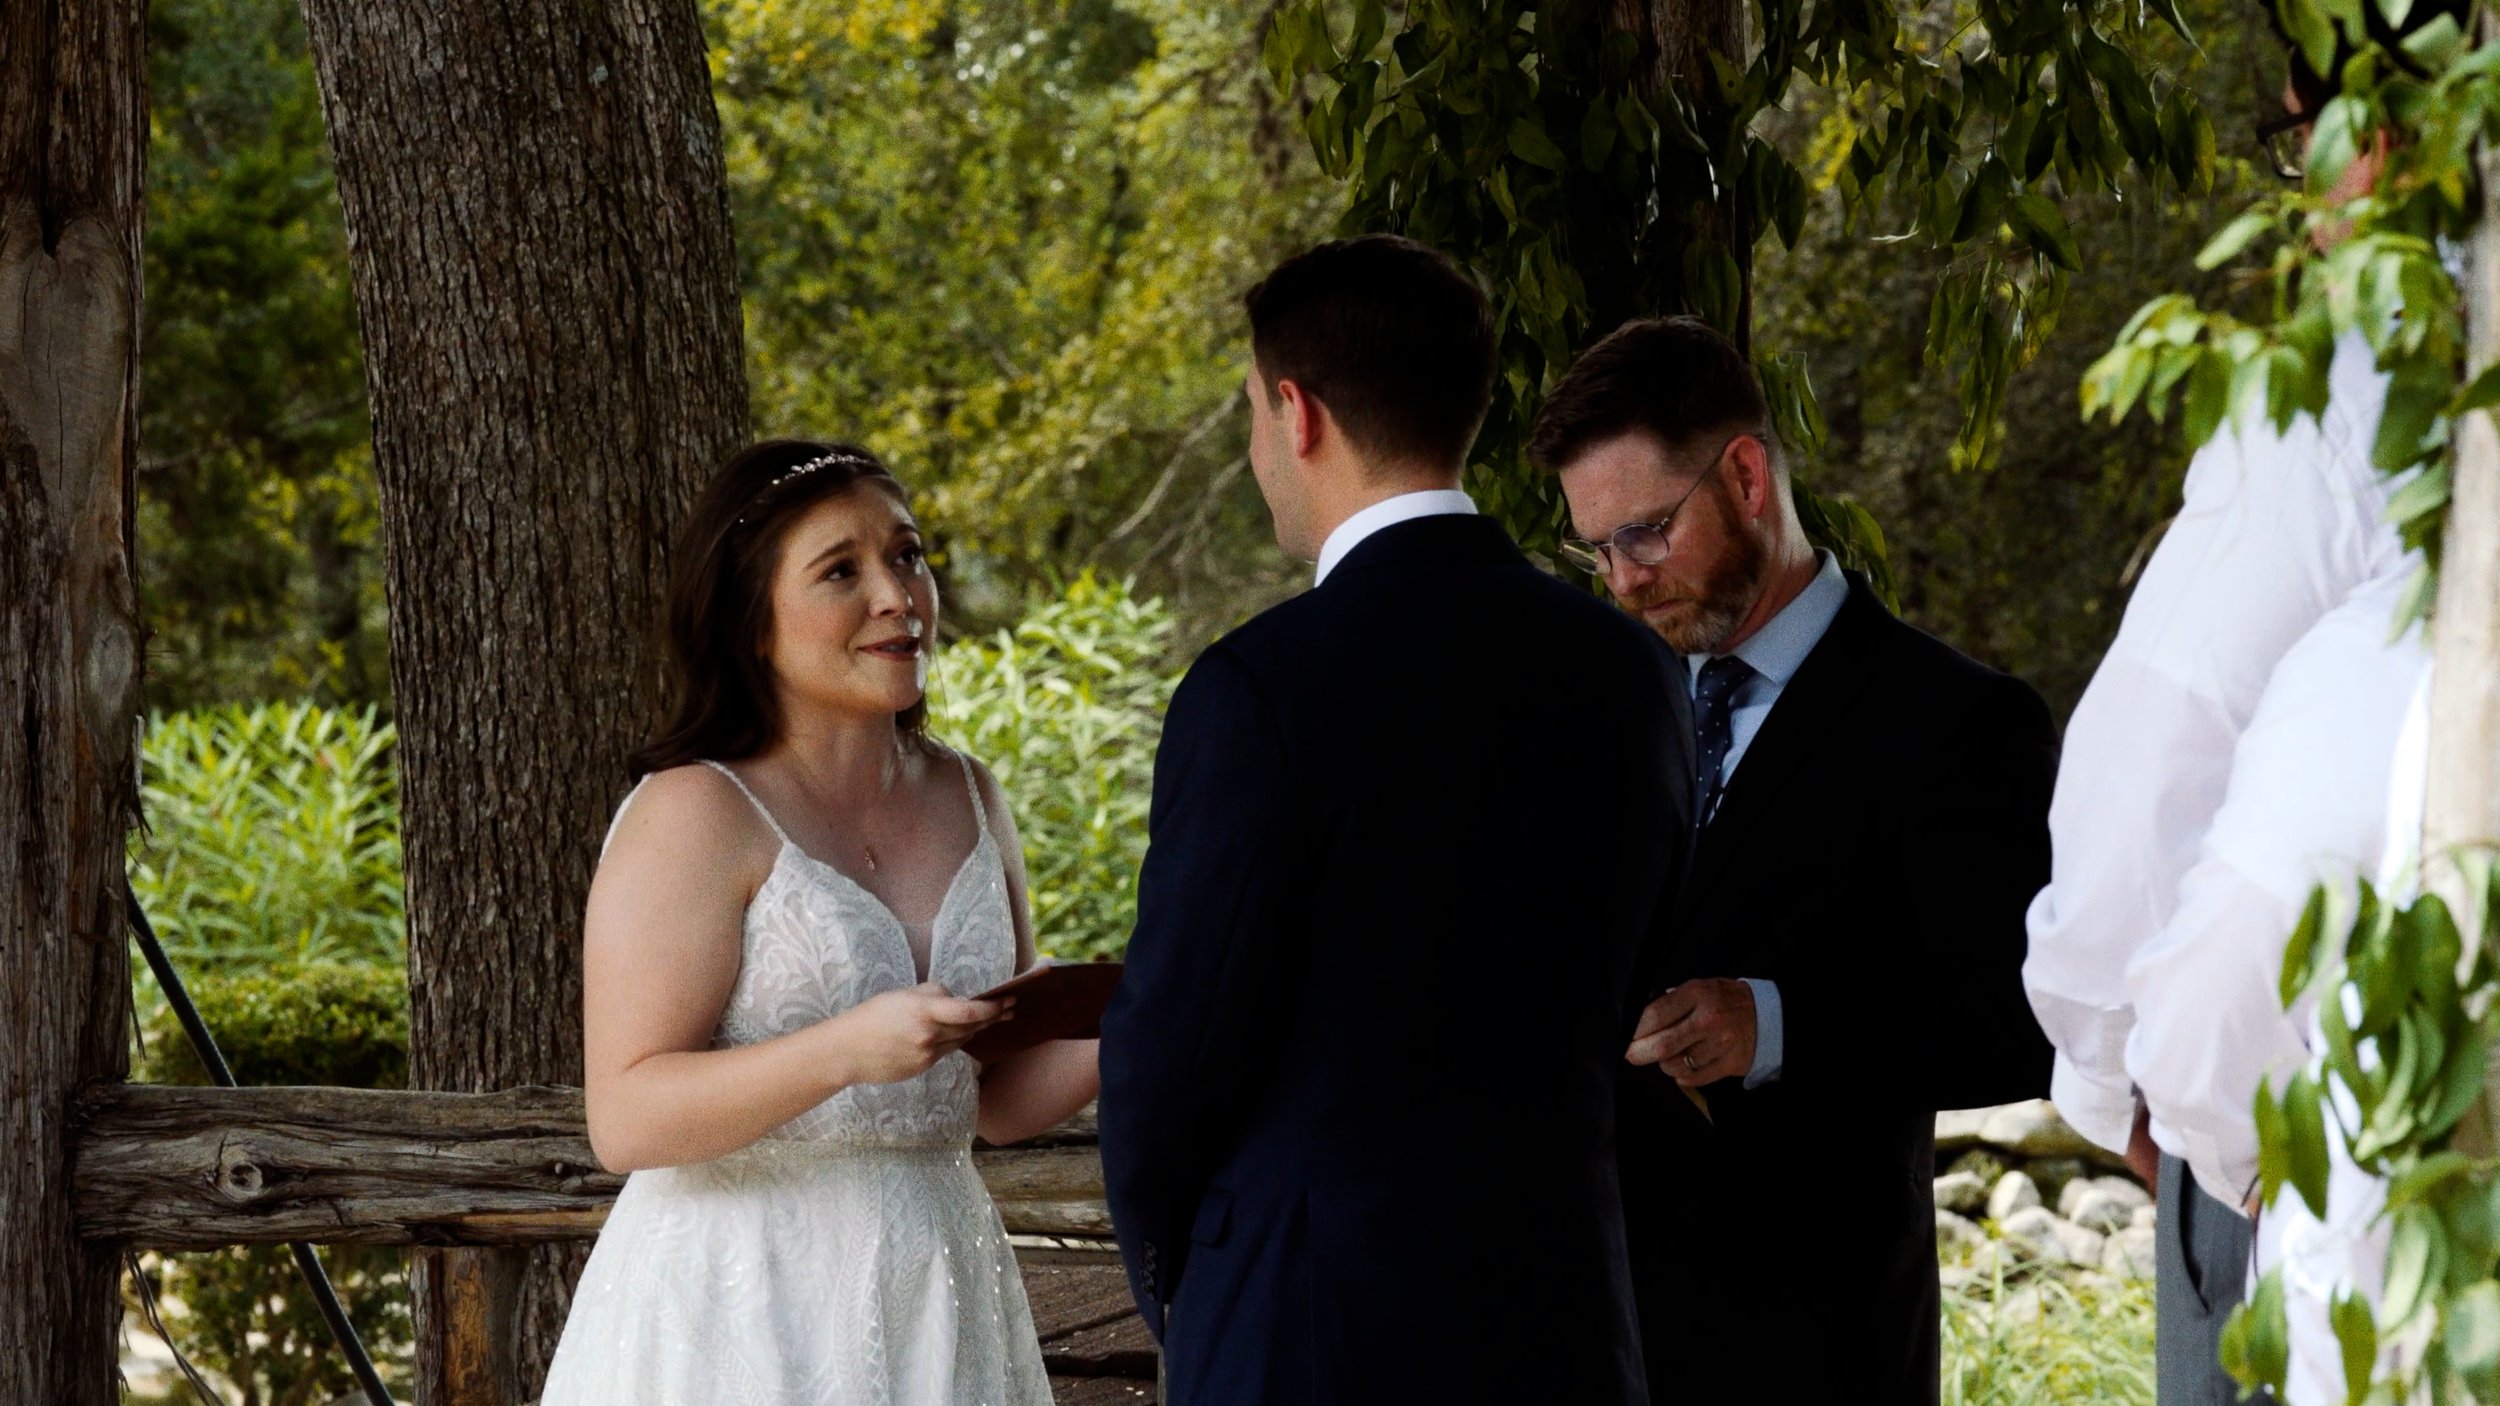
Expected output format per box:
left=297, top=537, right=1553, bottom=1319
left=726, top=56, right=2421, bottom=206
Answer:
left=1267, top=0, right=2217, bottom=589
left=2081, top=3, right=2500, bottom=1401
left=2084, top=4, right=2485, bottom=626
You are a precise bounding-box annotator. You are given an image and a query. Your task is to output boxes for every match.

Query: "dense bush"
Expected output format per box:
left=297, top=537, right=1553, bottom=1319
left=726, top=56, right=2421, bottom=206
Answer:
left=929, top=573, right=1179, bottom=960
left=131, top=964, right=414, bottom=1405
left=130, top=702, right=403, bottom=977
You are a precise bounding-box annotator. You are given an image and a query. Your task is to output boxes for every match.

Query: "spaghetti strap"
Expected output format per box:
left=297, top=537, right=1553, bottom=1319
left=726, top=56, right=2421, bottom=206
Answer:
left=951, top=751, right=993, bottom=845
left=701, top=760, right=795, bottom=846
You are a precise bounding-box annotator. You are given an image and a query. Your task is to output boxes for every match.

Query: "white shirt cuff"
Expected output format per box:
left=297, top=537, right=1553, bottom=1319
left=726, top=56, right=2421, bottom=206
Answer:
left=2049, top=1055, right=2139, bottom=1154
left=1742, top=978, right=1783, bottom=1088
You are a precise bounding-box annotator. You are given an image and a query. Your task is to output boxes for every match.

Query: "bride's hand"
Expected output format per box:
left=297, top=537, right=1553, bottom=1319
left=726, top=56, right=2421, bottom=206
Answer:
left=830, top=982, right=1013, bottom=1085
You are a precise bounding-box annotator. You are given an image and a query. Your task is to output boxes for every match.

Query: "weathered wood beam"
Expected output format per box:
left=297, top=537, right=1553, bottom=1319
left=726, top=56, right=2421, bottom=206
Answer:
left=73, top=1085, right=1110, bottom=1249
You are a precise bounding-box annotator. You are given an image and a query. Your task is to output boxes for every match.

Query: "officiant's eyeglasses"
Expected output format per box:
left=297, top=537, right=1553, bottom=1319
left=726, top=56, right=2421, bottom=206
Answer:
left=1556, top=435, right=1742, bottom=576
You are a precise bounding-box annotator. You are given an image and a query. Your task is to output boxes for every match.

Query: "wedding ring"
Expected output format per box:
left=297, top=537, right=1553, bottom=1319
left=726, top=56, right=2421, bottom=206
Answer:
left=1682, top=1053, right=1699, bottom=1073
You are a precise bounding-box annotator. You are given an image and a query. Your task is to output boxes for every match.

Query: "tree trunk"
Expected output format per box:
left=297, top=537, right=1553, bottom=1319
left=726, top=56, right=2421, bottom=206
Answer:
left=0, top=0, right=148, bottom=1400
left=289, top=0, right=749, bottom=1395
left=2433, top=126, right=2500, bottom=1159
left=1598, top=0, right=1753, bottom=345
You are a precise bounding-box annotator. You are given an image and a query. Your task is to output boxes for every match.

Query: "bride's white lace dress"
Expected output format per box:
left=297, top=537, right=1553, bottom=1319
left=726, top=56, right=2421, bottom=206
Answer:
left=538, top=758, right=1054, bottom=1405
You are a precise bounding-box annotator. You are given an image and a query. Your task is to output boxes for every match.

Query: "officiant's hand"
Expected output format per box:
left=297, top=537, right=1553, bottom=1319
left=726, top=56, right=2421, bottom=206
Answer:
left=834, top=982, right=1013, bottom=1085
left=1627, top=980, right=1756, bottom=1088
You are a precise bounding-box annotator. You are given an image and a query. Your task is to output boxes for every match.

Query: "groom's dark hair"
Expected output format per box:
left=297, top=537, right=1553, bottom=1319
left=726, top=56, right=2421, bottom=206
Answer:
left=1244, top=235, right=1495, bottom=474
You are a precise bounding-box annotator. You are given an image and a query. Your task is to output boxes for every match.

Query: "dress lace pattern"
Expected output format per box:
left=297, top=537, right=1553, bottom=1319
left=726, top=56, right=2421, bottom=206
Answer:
left=538, top=757, right=1053, bottom=1405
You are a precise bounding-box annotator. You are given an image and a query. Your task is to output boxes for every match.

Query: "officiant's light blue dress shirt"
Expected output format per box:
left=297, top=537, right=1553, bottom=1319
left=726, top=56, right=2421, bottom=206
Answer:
left=1689, top=549, right=1848, bottom=1088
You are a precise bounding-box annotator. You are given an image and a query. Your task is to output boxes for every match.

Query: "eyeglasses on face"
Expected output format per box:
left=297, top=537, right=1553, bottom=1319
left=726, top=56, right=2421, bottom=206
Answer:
left=1557, top=433, right=1749, bottom=576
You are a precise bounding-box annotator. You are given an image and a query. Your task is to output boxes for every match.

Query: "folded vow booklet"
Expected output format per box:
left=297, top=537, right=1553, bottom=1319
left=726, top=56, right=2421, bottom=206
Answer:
left=963, top=960, right=1122, bottom=1063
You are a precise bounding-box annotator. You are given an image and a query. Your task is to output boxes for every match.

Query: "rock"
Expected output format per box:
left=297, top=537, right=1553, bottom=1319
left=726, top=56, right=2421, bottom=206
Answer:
left=2048, top=1215, right=2108, bottom=1269
left=1936, top=1106, right=1990, bottom=1153
left=2061, top=1176, right=2153, bottom=1233
left=1979, top=1100, right=2103, bottom=1159
left=2028, top=1157, right=2088, bottom=1210
left=1997, top=1205, right=2065, bottom=1261
left=1936, top=1208, right=1983, bottom=1254
left=1999, top=1206, right=2104, bottom=1267
left=1934, top=1170, right=1989, bottom=1216
left=1987, top=1170, right=2042, bottom=1222
left=1946, top=1148, right=2009, bottom=1188
left=2103, top=1223, right=2157, bottom=1280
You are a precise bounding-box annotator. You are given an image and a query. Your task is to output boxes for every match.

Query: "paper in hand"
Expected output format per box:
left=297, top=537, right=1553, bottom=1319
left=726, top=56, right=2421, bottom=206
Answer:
left=961, top=960, right=1122, bottom=1063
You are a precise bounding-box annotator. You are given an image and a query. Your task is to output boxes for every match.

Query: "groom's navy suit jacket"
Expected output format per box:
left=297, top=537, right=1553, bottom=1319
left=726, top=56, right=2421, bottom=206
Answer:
left=1617, top=579, right=2056, bottom=1405
left=1099, top=513, right=1694, bottom=1406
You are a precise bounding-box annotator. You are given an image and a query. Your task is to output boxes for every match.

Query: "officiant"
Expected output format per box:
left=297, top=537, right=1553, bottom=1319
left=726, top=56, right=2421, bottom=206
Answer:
left=1534, top=316, right=2058, bottom=1405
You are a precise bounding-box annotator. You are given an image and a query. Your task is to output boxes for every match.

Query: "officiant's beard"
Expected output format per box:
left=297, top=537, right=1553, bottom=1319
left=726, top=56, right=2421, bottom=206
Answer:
left=1621, top=500, right=1765, bottom=655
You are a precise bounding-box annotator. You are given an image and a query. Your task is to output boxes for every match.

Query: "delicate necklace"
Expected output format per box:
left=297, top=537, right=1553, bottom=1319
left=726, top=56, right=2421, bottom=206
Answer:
left=792, top=746, right=903, bottom=875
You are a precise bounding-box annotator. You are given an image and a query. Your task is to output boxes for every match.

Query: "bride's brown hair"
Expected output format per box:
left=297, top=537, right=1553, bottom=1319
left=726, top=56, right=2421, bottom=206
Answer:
left=629, top=439, right=928, bottom=779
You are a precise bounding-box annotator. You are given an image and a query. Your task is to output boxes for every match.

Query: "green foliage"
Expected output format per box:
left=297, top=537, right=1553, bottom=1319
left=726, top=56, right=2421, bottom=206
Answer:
left=1755, top=0, right=2277, bottom=717
left=140, top=961, right=410, bottom=1091
left=131, top=964, right=413, bottom=1406
left=2084, top=1, right=2491, bottom=629
left=142, top=0, right=386, bottom=707
left=2230, top=862, right=2500, bottom=1405
left=130, top=703, right=405, bottom=985
left=714, top=0, right=1330, bottom=634
left=1941, top=1261, right=2157, bottom=1404
left=1275, top=0, right=2218, bottom=574
left=929, top=574, right=1179, bottom=958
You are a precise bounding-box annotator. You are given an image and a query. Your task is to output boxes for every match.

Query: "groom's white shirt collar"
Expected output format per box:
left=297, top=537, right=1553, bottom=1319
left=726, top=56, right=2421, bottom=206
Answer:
left=1312, top=488, right=1477, bottom=585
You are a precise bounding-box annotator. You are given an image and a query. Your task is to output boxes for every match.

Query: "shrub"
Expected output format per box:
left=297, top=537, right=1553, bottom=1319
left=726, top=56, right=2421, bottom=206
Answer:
left=129, top=702, right=403, bottom=977
left=132, top=963, right=414, bottom=1404
left=928, top=573, right=1179, bottom=960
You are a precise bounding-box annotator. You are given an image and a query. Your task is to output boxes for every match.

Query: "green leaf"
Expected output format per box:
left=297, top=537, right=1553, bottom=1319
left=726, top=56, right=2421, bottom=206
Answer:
left=2257, top=1075, right=2292, bottom=1206
left=2282, top=0, right=2341, bottom=82
left=2332, top=1288, right=2378, bottom=1403
left=2386, top=1150, right=2475, bottom=1208
left=2381, top=1204, right=2439, bottom=1326
left=2225, top=1277, right=2299, bottom=1395
left=2449, top=1283, right=2500, bottom=1382
left=2198, top=211, right=2274, bottom=270
left=2286, top=1068, right=2331, bottom=1216
left=1579, top=98, right=1616, bottom=172
left=2307, top=95, right=2367, bottom=200
left=2009, top=192, right=2080, bottom=271
left=1951, top=156, right=2010, bottom=245
left=1507, top=116, right=1568, bottom=172
left=2457, top=361, right=2500, bottom=414
left=2375, top=367, right=2447, bottom=472
left=2283, top=886, right=2330, bottom=1007
left=2183, top=349, right=2232, bottom=446
left=2427, top=1020, right=2489, bottom=1138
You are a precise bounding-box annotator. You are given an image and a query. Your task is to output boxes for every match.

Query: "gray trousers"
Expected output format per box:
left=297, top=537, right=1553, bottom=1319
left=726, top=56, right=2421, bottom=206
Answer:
left=2156, top=1153, right=2278, bottom=1405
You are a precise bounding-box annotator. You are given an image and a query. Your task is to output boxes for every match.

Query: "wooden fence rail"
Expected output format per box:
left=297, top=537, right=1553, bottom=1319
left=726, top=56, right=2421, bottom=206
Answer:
left=72, top=1085, right=1110, bottom=1250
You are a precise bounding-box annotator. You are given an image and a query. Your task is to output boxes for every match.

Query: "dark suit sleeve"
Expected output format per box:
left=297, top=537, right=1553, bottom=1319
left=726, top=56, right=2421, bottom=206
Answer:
left=1778, top=672, right=2058, bottom=1111
left=1098, top=645, right=1296, bottom=1335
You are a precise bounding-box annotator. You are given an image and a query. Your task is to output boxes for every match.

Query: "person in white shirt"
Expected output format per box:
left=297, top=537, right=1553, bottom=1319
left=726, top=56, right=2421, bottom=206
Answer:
left=2022, top=9, right=2457, bottom=1391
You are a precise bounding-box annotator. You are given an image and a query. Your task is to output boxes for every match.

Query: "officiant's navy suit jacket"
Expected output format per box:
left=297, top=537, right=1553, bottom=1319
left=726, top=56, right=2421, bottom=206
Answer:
left=1616, top=577, right=2057, bottom=1406
left=1100, top=513, right=1694, bottom=1406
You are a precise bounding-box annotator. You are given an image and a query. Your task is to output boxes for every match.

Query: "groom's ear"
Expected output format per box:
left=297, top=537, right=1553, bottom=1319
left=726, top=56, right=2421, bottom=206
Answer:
left=1275, top=378, right=1327, bottom=461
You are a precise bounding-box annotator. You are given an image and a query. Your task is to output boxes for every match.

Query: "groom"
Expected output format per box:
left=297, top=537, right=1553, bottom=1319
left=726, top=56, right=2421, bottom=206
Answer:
left=1099, top=235, right=1694, bottom=1405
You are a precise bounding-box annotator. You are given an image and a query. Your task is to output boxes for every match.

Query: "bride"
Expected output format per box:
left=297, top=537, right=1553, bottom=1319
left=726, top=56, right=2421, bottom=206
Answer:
left=538, top=439, right=1100, bottom=1403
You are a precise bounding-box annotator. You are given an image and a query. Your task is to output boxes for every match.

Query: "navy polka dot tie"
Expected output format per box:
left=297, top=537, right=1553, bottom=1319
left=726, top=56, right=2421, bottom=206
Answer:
left=1693, top=654, right=1755, bottom=823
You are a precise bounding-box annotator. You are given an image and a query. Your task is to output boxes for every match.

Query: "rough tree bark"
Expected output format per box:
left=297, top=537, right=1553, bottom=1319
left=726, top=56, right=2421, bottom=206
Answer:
left=289, top=0, right=750, bottom=1396
left=2435, top=126, right=2500, bottom=1159
left=0, top=0, right=147, bottom=1400
left=1602, top=0, right=1753, bottom=344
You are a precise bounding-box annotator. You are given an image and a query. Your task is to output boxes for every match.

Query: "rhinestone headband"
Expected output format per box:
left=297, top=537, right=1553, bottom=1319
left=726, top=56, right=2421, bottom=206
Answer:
left=737, top=447, right=882, bottom=524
